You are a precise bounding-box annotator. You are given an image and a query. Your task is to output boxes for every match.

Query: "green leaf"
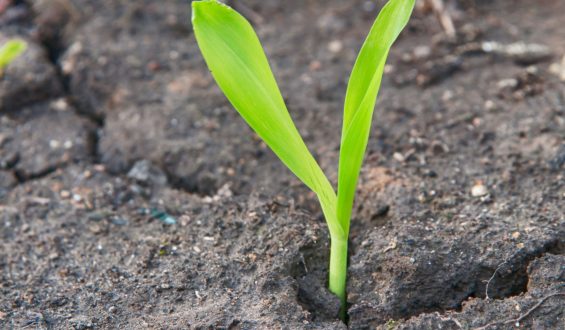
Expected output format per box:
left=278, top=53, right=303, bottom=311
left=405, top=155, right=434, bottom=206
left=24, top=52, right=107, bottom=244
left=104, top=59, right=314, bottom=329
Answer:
left=192, top=1, right=341, bottom=237
left=337, top=0, right=414, bottom=233
left=0, top=39, right=27, bottom=70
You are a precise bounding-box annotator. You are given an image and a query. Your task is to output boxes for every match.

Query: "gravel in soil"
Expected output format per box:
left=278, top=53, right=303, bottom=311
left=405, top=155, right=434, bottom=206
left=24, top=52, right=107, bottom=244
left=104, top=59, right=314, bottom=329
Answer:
left=1, top=0, right=564, bottom=329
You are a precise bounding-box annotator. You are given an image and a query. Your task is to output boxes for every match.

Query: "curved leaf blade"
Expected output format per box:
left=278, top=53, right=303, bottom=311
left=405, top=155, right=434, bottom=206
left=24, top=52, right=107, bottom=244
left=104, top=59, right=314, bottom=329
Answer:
left=337, top=0, right=414, bottom=233
left=192, top=1, right=341, bottom=236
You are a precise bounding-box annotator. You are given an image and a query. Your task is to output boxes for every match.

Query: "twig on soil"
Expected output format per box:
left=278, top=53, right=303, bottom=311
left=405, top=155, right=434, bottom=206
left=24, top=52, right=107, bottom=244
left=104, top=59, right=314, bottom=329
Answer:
left=484, top=250, right=522, bottom=300
left=485, top=260, right=509, bottom=300
left=473, top=292, right=565, bottom=330
left=420, top=0, right=456, bottom=38
left=300, top=253, right=309, bottom=273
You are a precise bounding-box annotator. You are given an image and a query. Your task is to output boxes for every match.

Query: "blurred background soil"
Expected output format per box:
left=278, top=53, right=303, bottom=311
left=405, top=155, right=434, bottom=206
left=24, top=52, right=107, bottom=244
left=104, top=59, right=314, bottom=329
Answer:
left=0, top=0, right=563, bottom=329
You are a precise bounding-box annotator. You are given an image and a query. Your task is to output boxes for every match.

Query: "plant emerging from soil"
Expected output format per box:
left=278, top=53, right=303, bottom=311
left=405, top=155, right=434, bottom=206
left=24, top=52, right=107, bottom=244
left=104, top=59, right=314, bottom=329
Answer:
left=192, top=0, right=414, bottom=318
left=0, top=39, right=26, bottom=73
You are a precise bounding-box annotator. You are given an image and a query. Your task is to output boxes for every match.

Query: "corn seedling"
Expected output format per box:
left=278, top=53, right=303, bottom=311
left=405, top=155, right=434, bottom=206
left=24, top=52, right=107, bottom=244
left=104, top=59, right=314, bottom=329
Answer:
left=0, top=39, right=26, bottom=73
left=192, top=0, right=414, bottom=319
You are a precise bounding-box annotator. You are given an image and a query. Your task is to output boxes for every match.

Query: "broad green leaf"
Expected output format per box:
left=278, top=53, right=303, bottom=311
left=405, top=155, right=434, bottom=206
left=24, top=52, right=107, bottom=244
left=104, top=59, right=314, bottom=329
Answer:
left=337, top=0, right=414, bottom=233
left=0, top=39, right=27, bottom=70
left=192, top=1, right=341, bottom=237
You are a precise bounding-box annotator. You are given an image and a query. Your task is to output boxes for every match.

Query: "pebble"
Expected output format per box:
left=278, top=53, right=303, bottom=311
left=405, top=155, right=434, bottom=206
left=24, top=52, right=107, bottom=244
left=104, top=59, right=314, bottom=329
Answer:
left=393, top=152, right=405, bottom=162
left=484, top=99, right=497, bottom=112
left=309, top=60, right=321, bottom=71
left=481, top=41, right=552, bottom=64
left=497, top=78, right=518, bottom=90
left=549, top=55, right=565, bottom=81
left=471, top=182, right=488, bottom=197
left=328, top=40, right=343, bottom=53
left=51, top=98, right=70, bottom=111
left=89, top=224, right=102, bottom=234
left=49, top=139, right=60, bottom=148
left=413, top=45, right=431, bottom=60
left=127, top=160, right=167, bottom=186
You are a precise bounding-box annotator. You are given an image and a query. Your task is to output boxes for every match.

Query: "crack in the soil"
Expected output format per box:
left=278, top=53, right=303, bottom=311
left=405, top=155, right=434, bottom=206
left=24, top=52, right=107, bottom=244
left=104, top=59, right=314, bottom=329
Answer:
left=389, top=239, right=565, bottom=325
left=14, top=165, right=59, bottom=183
left=1, top=0, right=103, bottom=186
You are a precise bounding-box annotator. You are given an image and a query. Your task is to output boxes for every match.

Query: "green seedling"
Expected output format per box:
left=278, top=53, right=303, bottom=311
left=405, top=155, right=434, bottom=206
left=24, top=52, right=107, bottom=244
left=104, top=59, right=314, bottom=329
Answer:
left=192, top=0, right=414, bottom=319
left=0, top=39, right=27, bottom=72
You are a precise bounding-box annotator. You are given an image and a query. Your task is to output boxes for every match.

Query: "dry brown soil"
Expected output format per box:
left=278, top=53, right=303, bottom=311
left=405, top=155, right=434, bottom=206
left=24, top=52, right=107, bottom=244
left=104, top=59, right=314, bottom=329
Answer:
left=1, top=0, right=564, bottom=329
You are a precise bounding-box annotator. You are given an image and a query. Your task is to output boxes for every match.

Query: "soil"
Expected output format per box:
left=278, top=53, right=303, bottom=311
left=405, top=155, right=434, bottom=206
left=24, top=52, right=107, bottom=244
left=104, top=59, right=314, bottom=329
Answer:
left=1, top=0, right=564, bottom=329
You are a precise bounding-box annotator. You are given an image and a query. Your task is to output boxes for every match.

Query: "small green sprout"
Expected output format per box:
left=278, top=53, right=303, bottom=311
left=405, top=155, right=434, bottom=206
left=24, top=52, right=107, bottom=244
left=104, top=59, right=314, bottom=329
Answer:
left=0, top=39, right=27, bottom=72
left=192, top=0, right=414, bottom=318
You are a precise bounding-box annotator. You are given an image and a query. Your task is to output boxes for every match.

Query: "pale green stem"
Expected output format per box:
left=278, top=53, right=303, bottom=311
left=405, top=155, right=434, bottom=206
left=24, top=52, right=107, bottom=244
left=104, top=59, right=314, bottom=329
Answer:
left=329, top=235, right=348, bottom=320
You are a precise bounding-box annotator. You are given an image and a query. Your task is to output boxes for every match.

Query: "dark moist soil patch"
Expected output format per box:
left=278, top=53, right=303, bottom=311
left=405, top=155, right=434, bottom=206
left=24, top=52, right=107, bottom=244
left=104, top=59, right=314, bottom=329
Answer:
left=1, top=0, right=564, bottom=329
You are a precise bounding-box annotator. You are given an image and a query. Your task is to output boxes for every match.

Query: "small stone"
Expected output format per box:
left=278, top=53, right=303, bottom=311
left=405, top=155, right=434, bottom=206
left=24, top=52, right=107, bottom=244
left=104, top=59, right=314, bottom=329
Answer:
left=89, top=224, right=102, bottom=234
left=52, top=98, right=70, bottom=111
left=511, top=231, right=520, bottom=239
left=372, top=204, right=390, bottom=218
left=549, top=55, right=565, bottom=81
left=393, top=152, right=405, bottom=162
left=328, top=40, right=343, bottom=53
left=471, top=182, right=488, bottom=197
left=423, top=168, right=437, bottom=178
left=481, top=41, right=552, bottom=64
left=383, top=239, right=397, bottom=252
left=442, top=90, right=454, bottom=101
left=127, top=160, right=167, bottom=186
left=484, top=99, right=497, bottom=111
left=431, top=141, right=449, bottom=155
left=309, top=60, right=322, bottom=71
left=413, top=45, right=431, bottom=60
left=147, top=60, right=160, bottom=71
left=497, top=78, right=518, bottom=89
left=49, top=139, right=60, bottom=148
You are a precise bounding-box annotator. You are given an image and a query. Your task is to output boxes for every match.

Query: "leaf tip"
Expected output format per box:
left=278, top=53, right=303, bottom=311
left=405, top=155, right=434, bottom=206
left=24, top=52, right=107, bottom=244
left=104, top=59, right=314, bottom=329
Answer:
left=192, top=0, right=234, bottom=26
left=191, top=0, right=204, bottom=24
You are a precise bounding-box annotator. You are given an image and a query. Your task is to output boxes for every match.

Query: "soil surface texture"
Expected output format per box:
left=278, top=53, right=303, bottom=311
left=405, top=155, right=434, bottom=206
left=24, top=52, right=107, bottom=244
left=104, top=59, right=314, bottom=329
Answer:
left=1, top=0, right=564, bottom=329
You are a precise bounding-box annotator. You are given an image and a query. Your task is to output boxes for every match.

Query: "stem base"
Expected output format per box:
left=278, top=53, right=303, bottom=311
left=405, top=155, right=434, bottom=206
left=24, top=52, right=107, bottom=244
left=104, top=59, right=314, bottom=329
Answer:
left=329, top=237, right=348, bottom=320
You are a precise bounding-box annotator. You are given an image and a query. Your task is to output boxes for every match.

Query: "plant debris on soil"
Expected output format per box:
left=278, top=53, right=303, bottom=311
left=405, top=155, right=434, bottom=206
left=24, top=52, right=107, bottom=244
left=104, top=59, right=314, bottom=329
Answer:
left=1, top=0, right=564, bottom=329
